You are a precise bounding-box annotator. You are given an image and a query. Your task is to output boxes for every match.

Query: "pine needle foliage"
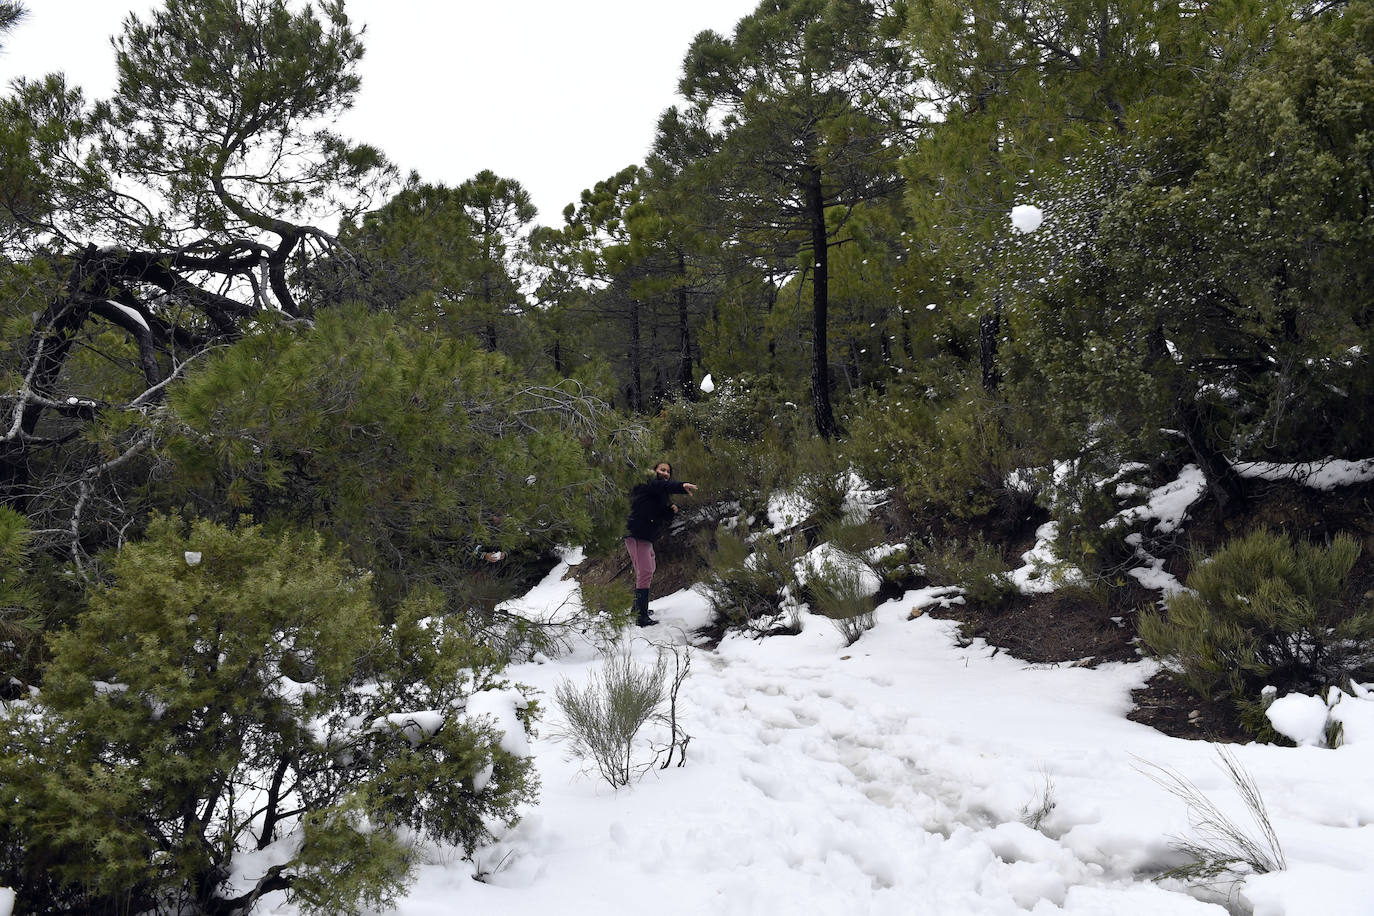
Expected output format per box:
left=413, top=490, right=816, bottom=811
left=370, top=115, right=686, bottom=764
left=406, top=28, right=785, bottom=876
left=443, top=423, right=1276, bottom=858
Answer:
left=702, top=528, right=802, bottom=632
left=165, top=305, right=612, bottom=614
left=655, top=375, right=799, bottom=516
left=846, top=384, right=1023, bottom=521
left=914, top=534, right=1018, bottom=611
left=807, top=554, right=876, bottom=646
left=0, top=505, right=36, bottom=687
left=792, top=438, right=850, bottom=526
left=1139, top=530, right=1374, bottom=732
left=0, top=515, right=536, bottom=914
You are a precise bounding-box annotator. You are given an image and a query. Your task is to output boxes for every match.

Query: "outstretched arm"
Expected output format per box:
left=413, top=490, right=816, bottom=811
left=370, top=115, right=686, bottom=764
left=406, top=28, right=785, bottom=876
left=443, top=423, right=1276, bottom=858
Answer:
left=666, top=480, right=697, bottom=514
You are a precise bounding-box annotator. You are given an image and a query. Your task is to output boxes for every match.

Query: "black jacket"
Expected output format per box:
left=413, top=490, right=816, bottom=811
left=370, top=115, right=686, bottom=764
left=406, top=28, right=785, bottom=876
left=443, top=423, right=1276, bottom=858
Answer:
left=624, top=477, right=688, bottom=542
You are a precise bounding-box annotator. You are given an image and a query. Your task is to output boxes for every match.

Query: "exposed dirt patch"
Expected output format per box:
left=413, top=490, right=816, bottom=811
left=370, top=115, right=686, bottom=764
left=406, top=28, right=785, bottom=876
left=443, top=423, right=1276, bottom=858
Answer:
left=925, top=587, right=1143, bottom=667
left=1127, top=672, right=1252, bottom=744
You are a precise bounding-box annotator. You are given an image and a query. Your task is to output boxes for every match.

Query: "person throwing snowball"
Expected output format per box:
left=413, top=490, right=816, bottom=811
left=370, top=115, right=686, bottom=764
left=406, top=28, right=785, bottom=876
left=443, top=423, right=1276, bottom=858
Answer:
left=623, top=460, right=698, bottom=627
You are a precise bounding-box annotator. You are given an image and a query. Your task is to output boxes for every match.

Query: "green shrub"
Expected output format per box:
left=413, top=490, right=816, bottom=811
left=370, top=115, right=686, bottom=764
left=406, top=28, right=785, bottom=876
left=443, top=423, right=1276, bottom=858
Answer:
left=1041, top=459, right=1148, bottom=582
left=845, top=385, right=1021, bottom=520
left=790, top=438, right=850, bottom=526
left=655, top=375, right=799, bottom=516
left=0, top=515, right=536, bottom=914
left=819, top=516, right=886, bottom=558
left=914, top=534, right=1019, bottom=611
left=1138, top=530, right=1374, bottom=735
left=578, top=580, right=637, bottom=646
left=701, top=528, right=801, bottom=632
left=0, top=506, right=37, bottom=690
left=580, top=580, right=635, bottom=627
left=553, top=651, right=668, bottom=788
left=165, top=305, right=613, bottom=614
left=806, top=554, right=877, bottom=646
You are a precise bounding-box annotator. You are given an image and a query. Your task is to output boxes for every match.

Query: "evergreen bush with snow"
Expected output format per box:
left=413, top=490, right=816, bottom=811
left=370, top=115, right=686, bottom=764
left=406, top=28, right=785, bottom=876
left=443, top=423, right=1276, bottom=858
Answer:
left=1040, top=458, right=1151, bottom=583
left=914, top=533, right=1018, bottom=611
left=0, top=515, right=536, bottom=914
left=791, top=438, right=851, bottom=526
left=1139, top=530, right=1374, bottom=736
left=806, top=555, right=877, bottom=646
left=702, top=529, right=800, bottom=632
left=654, top=375, right=799, bottom=514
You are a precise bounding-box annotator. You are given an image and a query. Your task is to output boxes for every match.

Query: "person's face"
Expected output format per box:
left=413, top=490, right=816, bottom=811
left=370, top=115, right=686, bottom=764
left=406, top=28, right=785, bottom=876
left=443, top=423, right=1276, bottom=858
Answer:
left=654, top=463, right=672, bottom=480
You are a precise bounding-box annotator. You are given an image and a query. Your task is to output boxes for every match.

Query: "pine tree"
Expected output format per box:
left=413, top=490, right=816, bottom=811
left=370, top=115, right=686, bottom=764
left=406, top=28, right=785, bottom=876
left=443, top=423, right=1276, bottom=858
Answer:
left=532, top=166, right=661, bottom=410
left=323, top=176, right=481, bottom=322
left=455, top=169, right=537, bottom=352
left=672, top=0, right=918, bottom=438
left=0, top=0, right=392, bottom=565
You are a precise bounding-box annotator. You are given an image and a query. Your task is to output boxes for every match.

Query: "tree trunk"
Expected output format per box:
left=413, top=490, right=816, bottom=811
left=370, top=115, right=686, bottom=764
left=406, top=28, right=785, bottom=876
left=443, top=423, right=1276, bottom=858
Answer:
left=1, top=260, right=100, bottom=507
left=628, top=298, right=643, bottom=412
left=979, top=296, right=1002, bottom=392
left=1178, top=393, right=1249, bottom=516
left=676, top=250, right=695, bottom=400
left=806, top=168, right=839, bottom=440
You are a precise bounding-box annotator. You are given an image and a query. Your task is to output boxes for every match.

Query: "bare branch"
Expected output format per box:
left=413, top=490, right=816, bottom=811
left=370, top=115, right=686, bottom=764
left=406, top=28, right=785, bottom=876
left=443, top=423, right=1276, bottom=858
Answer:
left=69, top=427, right=156, bottom=578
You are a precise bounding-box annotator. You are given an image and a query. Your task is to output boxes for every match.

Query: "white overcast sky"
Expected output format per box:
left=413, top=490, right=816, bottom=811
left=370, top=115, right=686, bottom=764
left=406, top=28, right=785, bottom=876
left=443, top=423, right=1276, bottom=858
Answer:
left=0, top=0, right=759, bottom=223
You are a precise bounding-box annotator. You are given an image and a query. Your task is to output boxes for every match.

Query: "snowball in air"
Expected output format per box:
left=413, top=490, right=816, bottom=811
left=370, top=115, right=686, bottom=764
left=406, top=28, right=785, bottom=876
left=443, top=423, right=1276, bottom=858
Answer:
left=184, top=551, right=202, bottom=566
left=1010, top=204, right=1044, bottom=234
left=700, top=373, right=715, bottom=393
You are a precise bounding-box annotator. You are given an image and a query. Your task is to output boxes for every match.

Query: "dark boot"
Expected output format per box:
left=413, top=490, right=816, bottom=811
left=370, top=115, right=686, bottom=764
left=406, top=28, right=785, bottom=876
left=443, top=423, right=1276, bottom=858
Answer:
left=634, top=588, right=655, bottom=627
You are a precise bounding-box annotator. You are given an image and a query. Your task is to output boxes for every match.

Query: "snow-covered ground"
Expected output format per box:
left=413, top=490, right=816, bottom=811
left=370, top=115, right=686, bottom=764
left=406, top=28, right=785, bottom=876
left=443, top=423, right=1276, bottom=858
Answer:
left=250, top=541, right=1374, bottom=916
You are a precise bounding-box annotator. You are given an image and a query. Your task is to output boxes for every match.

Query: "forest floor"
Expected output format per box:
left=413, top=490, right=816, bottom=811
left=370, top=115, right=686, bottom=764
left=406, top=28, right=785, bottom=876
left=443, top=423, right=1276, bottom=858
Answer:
left=572, top=476, right=1374, bottom=746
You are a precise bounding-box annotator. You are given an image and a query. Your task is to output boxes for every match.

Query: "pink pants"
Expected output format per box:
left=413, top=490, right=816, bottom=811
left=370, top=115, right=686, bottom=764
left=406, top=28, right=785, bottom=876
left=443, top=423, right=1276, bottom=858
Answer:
left=624, top=537, right=656, bottom=589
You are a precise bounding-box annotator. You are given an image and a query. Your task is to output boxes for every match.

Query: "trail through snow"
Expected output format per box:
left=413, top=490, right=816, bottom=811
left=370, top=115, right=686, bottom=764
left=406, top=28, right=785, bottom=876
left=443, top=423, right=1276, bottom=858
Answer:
left=267, top=553, right=1374, bottom=916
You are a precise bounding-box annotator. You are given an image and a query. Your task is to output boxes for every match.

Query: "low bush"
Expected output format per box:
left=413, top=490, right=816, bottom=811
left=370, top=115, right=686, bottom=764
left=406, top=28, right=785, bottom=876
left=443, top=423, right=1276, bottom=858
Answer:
left=554, top=651, right=668, bottom=788
left=1138, top=529, right=1374, bottom=735
left=1041, top=458, right=1149, bottom=582
left=819, top=516, right=886, bottom=558
left=0, top=515, right=536, bottom=915
left=807, top=553, right=877, bottom=646
left=580, top=580, right=636, bottom=631
left=790, top=438, right=850, bottom=526
left=914, top=534, right=1019, bottom=611
left=845, top=384, right=1023, bottom=521
left=701, top=529, right=801, bottom=632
